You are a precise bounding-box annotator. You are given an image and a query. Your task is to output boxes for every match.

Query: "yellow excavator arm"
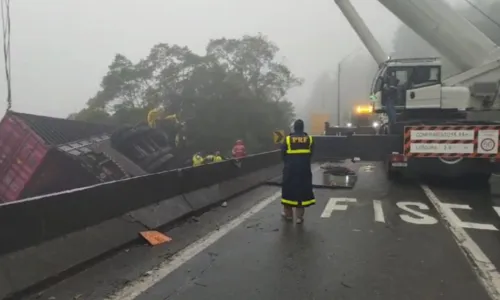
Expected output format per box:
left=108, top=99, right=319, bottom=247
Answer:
left=147, top=108, right=162, bottom=128
left=147, top=107, right=180, bottom=128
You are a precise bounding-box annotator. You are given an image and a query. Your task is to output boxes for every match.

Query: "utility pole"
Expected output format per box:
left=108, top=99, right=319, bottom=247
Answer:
left=337, top=64, right=341, bottom=126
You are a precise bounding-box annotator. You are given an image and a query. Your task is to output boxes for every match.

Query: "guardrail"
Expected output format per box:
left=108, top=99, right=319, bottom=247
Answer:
left=0, top=150, right=283, bottom=299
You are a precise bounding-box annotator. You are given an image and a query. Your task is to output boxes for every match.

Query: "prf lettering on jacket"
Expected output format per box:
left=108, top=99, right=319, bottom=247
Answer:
left=291, top=136, right=308, bottom=143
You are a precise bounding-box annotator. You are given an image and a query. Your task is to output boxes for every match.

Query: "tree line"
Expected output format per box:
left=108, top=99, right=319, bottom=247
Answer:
left=69, top=34, right=302, bottom=153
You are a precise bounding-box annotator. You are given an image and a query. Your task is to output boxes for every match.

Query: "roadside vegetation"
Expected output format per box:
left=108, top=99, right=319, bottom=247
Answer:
left=69, top=34, right=302, bottom=153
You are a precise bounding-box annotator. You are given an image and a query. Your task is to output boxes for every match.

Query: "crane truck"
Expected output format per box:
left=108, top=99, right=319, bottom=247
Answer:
left=328, top=0, right=500, bottom=183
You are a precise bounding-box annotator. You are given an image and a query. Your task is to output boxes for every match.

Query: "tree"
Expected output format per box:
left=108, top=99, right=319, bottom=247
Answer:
left=206, top=34, right=303, bottom=101
left=71, top=108, right=111, bottom=124
left=74, top=34, right=301, bottom=153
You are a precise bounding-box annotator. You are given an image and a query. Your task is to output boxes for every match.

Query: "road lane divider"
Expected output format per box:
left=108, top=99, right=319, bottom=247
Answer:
left=318, top=197, right=500, bottom=230
left=373, top=200, right=385, bottom=223
left=106, top=164, right=321, bottom=300
left=106, top=190, right=283, bottom=300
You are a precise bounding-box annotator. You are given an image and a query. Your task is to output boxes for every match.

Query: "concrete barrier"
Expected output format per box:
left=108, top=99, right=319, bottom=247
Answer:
left=0, top=170, right=183, bottom=257
left=312, top=135, right=401, bottom=161
left=0, top=216, right=147, bottom=298
left=0, top=150, right=282, bottom=299
left=127, top=195, right=193, bottom=229
left=183, top=185, right=221, bottom=211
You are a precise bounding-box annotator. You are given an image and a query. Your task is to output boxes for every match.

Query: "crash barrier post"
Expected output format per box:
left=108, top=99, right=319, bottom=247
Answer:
left=0, top=150, right=282, bottom=299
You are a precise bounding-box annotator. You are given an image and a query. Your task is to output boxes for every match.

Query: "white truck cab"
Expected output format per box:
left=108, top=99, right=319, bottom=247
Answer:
left=370, top=58, right=470, bottom=113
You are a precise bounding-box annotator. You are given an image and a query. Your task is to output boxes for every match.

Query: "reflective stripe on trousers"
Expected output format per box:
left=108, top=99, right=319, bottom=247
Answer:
left=281, top=199, right=316, bottom=206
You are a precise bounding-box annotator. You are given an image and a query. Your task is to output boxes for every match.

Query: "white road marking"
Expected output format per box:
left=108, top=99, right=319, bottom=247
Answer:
left=105, top=191, right=281, bottom=300
left=421, top=184, right=500, bottom=300
left=397, top=201, right=438, bottom=225
left=373, top=200, right=385, bottom=223
left=440, top=203, right=498, bottom=231
left=493, top=206, right=500, bottom=217
left=106, top=165, right=322, bottom=299
left=320, top=197, right=356, bottom=218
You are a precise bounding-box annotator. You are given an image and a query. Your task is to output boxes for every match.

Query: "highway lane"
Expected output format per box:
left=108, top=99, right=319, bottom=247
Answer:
left=22, top=162, right=500, bottom=300
left=423, top=173, right=500, bottom=290
left=110, top=162, right=497, bottom=300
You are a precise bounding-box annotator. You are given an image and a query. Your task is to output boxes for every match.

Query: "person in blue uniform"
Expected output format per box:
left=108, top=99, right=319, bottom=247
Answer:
left=383, top=71, right=399, bottom=125
left=281, top=119, right=315, bottom=224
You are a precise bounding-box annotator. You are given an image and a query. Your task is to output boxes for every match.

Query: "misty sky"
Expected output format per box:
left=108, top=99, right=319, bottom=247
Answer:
left=0, top=0, right=468, bottom=118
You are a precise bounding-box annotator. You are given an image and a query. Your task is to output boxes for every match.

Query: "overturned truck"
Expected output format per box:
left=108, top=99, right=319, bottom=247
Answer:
left=0, top=111, right=192, bottom=202
left=110, top=121, right=191, bottom=173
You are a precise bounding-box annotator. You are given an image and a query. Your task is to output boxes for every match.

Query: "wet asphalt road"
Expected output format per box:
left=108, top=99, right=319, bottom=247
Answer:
left=124, top=162, right=500, bottom=300
left=24, top=162, right=500, bottom=300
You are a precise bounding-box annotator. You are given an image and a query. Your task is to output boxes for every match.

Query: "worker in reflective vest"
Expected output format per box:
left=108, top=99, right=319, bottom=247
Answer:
left=204, top=153, right=215, bottom=163
left=213, top=151, right=223, bottom=162
left=192, top=152, right=205, bottom=167
left=281, top=119, right=315, bottom=224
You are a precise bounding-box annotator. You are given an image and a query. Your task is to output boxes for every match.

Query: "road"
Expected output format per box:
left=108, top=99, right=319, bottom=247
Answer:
left=23, top=162, right=500, bottom=300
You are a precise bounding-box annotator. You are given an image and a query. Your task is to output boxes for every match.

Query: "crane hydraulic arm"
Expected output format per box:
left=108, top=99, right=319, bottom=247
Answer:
left=334, top=0, right=500, bottom=112
left=375, top=0, right=500, bottom=109
left=334, top=0, right=387, bottom=66
left=377, top=0, right=500, bottom=72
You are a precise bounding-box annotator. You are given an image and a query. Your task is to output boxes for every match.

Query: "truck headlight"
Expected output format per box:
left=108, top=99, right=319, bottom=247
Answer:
left=346, top=122, right=352, bottom=127
left=372, top=121, right=379, bottom=128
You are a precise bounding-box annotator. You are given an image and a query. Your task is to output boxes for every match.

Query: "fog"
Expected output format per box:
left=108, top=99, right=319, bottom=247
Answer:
left=0, top=0, right=489, bottom=122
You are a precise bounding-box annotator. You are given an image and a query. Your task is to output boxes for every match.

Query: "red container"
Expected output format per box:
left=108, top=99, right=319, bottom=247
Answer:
left=0, top=115, right=48, bottom=202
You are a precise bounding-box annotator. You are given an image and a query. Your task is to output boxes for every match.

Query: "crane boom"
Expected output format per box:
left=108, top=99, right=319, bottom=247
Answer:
left=334, top=0, right=387, bottom=66
left=377, top=0, right=499, bottom=72
left=334, top=0, right=500, bottom=111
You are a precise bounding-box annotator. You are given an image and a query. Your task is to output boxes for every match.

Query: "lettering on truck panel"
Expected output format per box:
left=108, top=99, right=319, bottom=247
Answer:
left=404, top=126, right=500, bottom=156
left=410, top=130, right=474, bottom=140
left=410, top=143, right=474, bottom=154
